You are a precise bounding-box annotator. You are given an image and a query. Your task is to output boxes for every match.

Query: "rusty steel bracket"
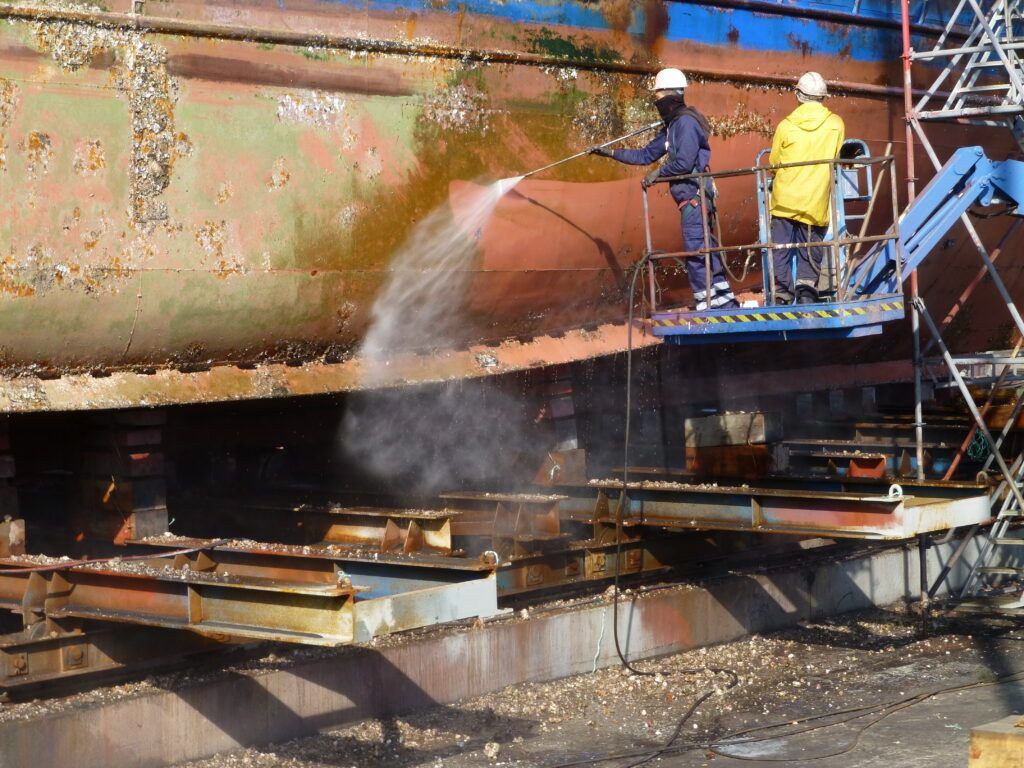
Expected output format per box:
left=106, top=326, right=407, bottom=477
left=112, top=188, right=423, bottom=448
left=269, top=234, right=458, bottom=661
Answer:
left=0, top=551, right=499, bottom=647
left=581, top=479, right=992, bottom=540
left=0, top=621, right=225, bottom=695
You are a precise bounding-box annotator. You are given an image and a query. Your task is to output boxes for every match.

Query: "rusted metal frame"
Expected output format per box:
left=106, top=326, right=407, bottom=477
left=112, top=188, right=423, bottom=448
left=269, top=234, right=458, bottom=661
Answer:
left=0, top=621, right=225, bottom=692
left=0, top=558, right=361, bottom=645
left=914, top=296, right=1024, bottom=515
left=495, top=534, right=680, bottom=596
left=943, top=335, right=1024, bottom=480
left=442, top=493, right=564, bottom=538
left=129, top=525, right=677, bottom=600
left=0, top=548, right=502, bottom=646
left=179, top=498, right=455, bottom=554
left=0, top=5, right=927, bottom=98
left=292, top=505, right=453, bottom=554
left=129, top=536, right=493, bottom=572
left=583, top=478, right=990, bottom=539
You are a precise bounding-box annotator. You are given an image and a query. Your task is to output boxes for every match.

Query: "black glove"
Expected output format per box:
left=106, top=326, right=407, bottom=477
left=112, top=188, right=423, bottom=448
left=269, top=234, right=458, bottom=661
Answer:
left=641, top=168, right=661, bottom=190
left=589, top=145, right=615, bottom=158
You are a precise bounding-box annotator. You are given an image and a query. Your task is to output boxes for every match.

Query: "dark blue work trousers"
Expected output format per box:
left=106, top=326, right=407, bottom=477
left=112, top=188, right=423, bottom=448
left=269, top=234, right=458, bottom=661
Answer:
left=770, top=216, right=827, bottom=304
left=681, top=203, right=736, bottom=311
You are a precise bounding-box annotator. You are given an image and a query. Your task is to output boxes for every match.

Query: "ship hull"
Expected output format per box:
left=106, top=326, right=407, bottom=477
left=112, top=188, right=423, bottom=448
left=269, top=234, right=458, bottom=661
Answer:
left=0, top=0, right=1016, bottom=409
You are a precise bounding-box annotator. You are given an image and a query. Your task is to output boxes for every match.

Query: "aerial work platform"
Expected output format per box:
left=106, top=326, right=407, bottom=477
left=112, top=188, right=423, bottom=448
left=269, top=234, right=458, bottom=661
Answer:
left=650, top=294, right=905, bottom=343
left=643, top=144, right=1024, bottom=344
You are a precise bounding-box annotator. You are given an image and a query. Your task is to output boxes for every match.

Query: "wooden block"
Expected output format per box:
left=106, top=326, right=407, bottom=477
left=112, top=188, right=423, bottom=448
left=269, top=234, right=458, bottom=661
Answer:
left=686, top=445, right=770, bottom=478
left=0, top=518, right=25, bottom=557
left=970, top=715, right=1024, bottom=767
left=684, top=412, right=779, bottom=449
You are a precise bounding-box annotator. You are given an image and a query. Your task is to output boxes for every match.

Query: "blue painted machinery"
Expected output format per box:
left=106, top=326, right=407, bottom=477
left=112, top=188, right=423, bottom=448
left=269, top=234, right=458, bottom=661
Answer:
left=647, top=144, right=1024, bottom=344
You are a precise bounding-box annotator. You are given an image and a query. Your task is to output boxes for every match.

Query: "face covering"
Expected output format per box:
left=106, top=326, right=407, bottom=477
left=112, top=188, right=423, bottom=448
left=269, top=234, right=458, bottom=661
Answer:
left=656, top=93, right=686, bottom=124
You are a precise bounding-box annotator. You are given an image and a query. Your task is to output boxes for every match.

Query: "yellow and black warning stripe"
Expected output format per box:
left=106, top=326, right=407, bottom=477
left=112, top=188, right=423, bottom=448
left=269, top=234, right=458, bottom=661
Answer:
left=653, top=301, right=903, bottom=328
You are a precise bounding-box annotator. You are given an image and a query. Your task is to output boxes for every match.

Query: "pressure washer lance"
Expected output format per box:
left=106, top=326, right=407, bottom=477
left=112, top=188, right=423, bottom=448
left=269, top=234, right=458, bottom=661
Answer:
left=519, top=121, right=662, bottom=179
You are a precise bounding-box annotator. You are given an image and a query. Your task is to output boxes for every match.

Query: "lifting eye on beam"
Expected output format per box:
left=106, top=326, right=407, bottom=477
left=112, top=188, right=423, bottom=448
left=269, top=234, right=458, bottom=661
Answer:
left=642, top=142, right=1024, bottom=344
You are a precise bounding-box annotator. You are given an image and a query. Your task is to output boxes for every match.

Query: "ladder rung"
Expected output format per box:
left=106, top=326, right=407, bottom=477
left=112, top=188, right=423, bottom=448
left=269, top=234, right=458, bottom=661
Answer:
left=980, top=566, right=1024, bottom=575
left=995, top=538, right=1024, bottom=545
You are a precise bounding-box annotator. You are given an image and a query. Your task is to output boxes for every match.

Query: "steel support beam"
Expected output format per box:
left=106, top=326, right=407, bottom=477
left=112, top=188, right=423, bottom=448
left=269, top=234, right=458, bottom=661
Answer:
left=581, top=480, right=992, bottom=539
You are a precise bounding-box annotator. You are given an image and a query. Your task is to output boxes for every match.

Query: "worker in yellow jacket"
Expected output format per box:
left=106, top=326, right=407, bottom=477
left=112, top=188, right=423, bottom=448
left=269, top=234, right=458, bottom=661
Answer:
left=768, top=72, right=845, bottom=305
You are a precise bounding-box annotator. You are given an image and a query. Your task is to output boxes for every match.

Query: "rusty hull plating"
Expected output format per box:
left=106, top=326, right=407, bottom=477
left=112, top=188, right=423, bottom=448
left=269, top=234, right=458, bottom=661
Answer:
left=0, top=0, right=1017, bottom=410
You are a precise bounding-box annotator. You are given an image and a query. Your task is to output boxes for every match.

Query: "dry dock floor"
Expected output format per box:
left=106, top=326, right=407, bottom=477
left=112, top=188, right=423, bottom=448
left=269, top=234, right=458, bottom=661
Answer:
left=171, top=605, right=1024, bottom=768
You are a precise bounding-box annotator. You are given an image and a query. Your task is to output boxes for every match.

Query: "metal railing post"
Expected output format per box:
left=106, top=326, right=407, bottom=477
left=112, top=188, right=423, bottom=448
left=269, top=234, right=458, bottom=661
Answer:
left=698, top=182, right=713, bottom=311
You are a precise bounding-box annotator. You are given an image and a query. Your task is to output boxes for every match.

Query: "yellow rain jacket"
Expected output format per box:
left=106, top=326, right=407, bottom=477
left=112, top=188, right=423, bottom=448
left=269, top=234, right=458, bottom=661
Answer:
left=768, top=101, right=845, bottom=227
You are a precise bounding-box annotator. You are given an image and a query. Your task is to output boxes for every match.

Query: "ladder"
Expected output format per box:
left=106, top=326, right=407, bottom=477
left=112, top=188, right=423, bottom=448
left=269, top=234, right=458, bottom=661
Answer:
left=958, top=450, right=1024, bottom=609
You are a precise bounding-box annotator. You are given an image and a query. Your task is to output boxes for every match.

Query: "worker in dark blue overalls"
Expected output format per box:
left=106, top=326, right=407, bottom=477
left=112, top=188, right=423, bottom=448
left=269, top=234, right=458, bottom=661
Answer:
left=591, top=68, right=738, bottom=311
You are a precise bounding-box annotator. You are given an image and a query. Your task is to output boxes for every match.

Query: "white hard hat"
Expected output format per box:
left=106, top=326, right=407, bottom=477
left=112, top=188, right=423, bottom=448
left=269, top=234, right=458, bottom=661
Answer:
left=653, top=68, right=688, bottom=91
left=796, top=71, right=828, bottom=100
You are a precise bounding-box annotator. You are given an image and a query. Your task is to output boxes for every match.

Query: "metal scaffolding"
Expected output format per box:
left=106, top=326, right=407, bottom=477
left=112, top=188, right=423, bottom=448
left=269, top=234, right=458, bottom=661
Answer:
left=901, top=0, right=1024, bottom=605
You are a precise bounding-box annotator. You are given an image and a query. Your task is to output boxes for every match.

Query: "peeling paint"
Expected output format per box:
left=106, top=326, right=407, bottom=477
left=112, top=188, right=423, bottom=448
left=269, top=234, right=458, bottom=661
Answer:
left=0, top=78, right=18, bottom=128
left=359, top=147, right=382, bottom=180
left=421, top=83, right=492, bottom=134
left=267, top=156, right=290, bottom=189
left=277, top=91, right=352, bottom=138
left=337, top=203, right=364, bottom=229
left=194, top=220, right=244, bottom=278
left=72, top=139, right=106, bottom=176
left=707, top=105, right=774, bottom=139
left=21, top=131, right=52, bottom=176
left=35, top=18, right=182, bottom=229
left=215, top=181, right=233, bottom=205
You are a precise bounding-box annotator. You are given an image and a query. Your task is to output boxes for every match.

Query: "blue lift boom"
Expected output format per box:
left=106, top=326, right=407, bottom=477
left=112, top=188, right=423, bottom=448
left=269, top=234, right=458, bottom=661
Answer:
left=650, top=146, right=1024, bottom=344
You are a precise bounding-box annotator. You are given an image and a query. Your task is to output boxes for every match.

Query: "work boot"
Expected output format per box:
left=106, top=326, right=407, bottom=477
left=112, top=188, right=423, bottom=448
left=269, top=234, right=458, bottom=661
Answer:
left=795, top=287, right=818, bottom=305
